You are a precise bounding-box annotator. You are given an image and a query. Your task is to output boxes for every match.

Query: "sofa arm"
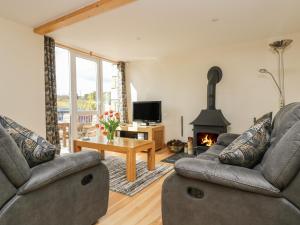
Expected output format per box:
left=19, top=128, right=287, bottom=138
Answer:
left=175, top=158, right=280, bottom=197
left=18, top=151, right=101, bottom=195
left=216, top=133, right=240, bottom=146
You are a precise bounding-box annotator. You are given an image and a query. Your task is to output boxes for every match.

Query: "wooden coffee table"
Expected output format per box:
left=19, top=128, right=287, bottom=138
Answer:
left=73, top=136, right=155, bottom=182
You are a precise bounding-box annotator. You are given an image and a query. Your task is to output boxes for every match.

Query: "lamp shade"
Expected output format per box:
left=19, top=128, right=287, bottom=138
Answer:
left=269, top=39, right=293, bottom=50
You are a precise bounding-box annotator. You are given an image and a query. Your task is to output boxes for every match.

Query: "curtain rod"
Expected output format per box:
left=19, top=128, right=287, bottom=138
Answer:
left=55, top=42, right=118, bottom=64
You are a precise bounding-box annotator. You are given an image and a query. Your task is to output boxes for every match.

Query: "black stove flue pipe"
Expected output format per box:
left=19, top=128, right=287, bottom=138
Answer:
left=207, top=66, right=223, bottom=110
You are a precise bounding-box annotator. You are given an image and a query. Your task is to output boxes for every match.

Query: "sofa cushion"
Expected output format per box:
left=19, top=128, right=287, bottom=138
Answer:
left=0, top=124, right=31, bottom=187
left=216, top=133, right=240, bottom=147
left=0, top=169, right=17, bottom=209
left=219, top=112, right=272, bottom=168
left=18, top=151, right=102, bottom=195
left=270, top=103, right=300, bottom=147
left=262, top=103, right=300, bottom=165
left=175, top=158, right=280, bottom=196
left=197, top=144, right=225, bottom=161
left=262, top=121, right=300, bottom=189
left=0, top=116, right=56, bottom=167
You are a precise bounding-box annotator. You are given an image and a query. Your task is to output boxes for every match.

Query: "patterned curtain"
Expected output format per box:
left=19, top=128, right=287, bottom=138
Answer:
left=44, top=36, right=60, bottom=154
left=117, top=62, right=129, bottom=123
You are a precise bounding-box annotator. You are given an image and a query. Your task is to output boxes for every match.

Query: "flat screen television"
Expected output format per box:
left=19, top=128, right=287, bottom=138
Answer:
left=133, top=101, right=161, bottom=123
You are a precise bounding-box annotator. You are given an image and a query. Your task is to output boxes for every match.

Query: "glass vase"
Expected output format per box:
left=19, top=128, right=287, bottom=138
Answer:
left=107, top=130, right=115, bottom=143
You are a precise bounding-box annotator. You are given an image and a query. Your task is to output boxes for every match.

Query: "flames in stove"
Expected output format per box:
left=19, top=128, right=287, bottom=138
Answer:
left=201, top=134, right=214, bottom=147
left=198, top=133, right=218, bottom=147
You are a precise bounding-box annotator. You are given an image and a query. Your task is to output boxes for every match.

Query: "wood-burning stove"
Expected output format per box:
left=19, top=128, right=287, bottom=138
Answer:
left=191, top=66, right=230, bottom=155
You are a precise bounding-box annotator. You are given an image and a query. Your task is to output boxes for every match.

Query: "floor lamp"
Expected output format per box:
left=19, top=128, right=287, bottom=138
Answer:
left=259, top=39, right=293, bottom=108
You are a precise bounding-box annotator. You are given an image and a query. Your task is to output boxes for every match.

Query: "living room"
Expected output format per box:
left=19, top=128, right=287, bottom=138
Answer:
left=1, top=1, right=300, bottom=225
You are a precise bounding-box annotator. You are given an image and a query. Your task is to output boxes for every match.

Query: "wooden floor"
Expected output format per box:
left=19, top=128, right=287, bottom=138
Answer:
left=96, top=148, right=173, bottom=225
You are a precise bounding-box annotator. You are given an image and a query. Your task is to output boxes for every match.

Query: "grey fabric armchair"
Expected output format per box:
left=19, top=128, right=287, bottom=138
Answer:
left=0, top=126, right=109, bottom=225
left=162, top=103, right=300, bottom=225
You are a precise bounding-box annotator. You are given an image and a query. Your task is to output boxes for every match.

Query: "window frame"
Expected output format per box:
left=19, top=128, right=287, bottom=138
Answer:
left=55, top=46, right=103, bottom=151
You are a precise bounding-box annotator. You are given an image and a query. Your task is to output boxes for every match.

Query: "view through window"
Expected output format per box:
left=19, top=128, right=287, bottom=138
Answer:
left=55, top=47, right=70, bottom=153
left=55, top=47, right=120, bottom=152
left=76, top=56, right=98, bottom=140
left=102, top=61, right=119, bottom=112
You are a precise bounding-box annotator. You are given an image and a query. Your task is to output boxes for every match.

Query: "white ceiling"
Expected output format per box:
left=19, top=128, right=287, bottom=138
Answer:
left=1, top=0, right=300, bottom=61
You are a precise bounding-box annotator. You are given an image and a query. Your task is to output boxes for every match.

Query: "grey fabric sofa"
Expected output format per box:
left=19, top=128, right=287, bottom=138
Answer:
left=162, top=102, right=300, bottom=225
left=0, top=126, right=109, bottom=225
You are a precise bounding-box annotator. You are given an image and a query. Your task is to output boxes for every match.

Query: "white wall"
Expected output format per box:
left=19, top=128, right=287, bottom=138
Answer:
left=127, top=32, right=300, bottom=141
left=0, top=17, right=45, bottom=136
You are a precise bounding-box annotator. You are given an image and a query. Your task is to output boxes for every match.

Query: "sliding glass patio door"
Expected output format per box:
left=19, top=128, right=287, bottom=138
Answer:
left=102, top=60, right=119, bottom=112
left=56, top=47, right=71, bottom=153
left=56, top=46, right=119, bottom=153
left=72, top=55, right=100, bottom=141
left=56, top=47, right=102, bottom=153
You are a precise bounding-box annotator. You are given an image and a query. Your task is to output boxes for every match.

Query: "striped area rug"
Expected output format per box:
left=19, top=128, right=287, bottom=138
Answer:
left=102, top=156, right=173, bottom=196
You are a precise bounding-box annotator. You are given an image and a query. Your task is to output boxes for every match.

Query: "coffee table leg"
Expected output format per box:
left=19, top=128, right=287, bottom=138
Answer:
left=126, top=150, right=136, bottom=182
left=100, top=150, right=105, bottom=160
left=147, top=144, right=155, bottom=171
left=74, top=141, right=82, bottom=153
left=62, top=126, right=66, bottom=147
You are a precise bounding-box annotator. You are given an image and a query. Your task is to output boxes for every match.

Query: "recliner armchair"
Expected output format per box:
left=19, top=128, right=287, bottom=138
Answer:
left=0, top=125, right=109, bottom=225
left=162, top=103, right=300, bottom=225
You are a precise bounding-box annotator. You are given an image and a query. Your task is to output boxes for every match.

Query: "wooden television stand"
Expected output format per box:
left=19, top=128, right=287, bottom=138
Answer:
left=116, top=124, right=165, bottom=151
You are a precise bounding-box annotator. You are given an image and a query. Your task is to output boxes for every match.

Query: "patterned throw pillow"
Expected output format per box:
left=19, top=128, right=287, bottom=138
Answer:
left=218, top=112, right=272, bottom=168
left=0, top=116, right=56, bottom=167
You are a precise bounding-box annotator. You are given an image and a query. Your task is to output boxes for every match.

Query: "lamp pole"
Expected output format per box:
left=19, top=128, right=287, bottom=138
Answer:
left=259, top=69, right=284, bottom=108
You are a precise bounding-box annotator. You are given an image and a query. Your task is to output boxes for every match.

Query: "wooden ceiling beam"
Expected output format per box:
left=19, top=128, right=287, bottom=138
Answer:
left=34, top=0, right=136, bottom=35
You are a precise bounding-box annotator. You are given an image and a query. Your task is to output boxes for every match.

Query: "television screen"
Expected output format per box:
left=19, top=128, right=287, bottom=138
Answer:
left=133, top=101, right=161, bottom=123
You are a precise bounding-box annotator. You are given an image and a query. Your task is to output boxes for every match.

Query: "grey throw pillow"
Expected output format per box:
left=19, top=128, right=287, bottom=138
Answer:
left=0, top=116, right=56, bottom=167
left=219, top=112, right=272, bottom=168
